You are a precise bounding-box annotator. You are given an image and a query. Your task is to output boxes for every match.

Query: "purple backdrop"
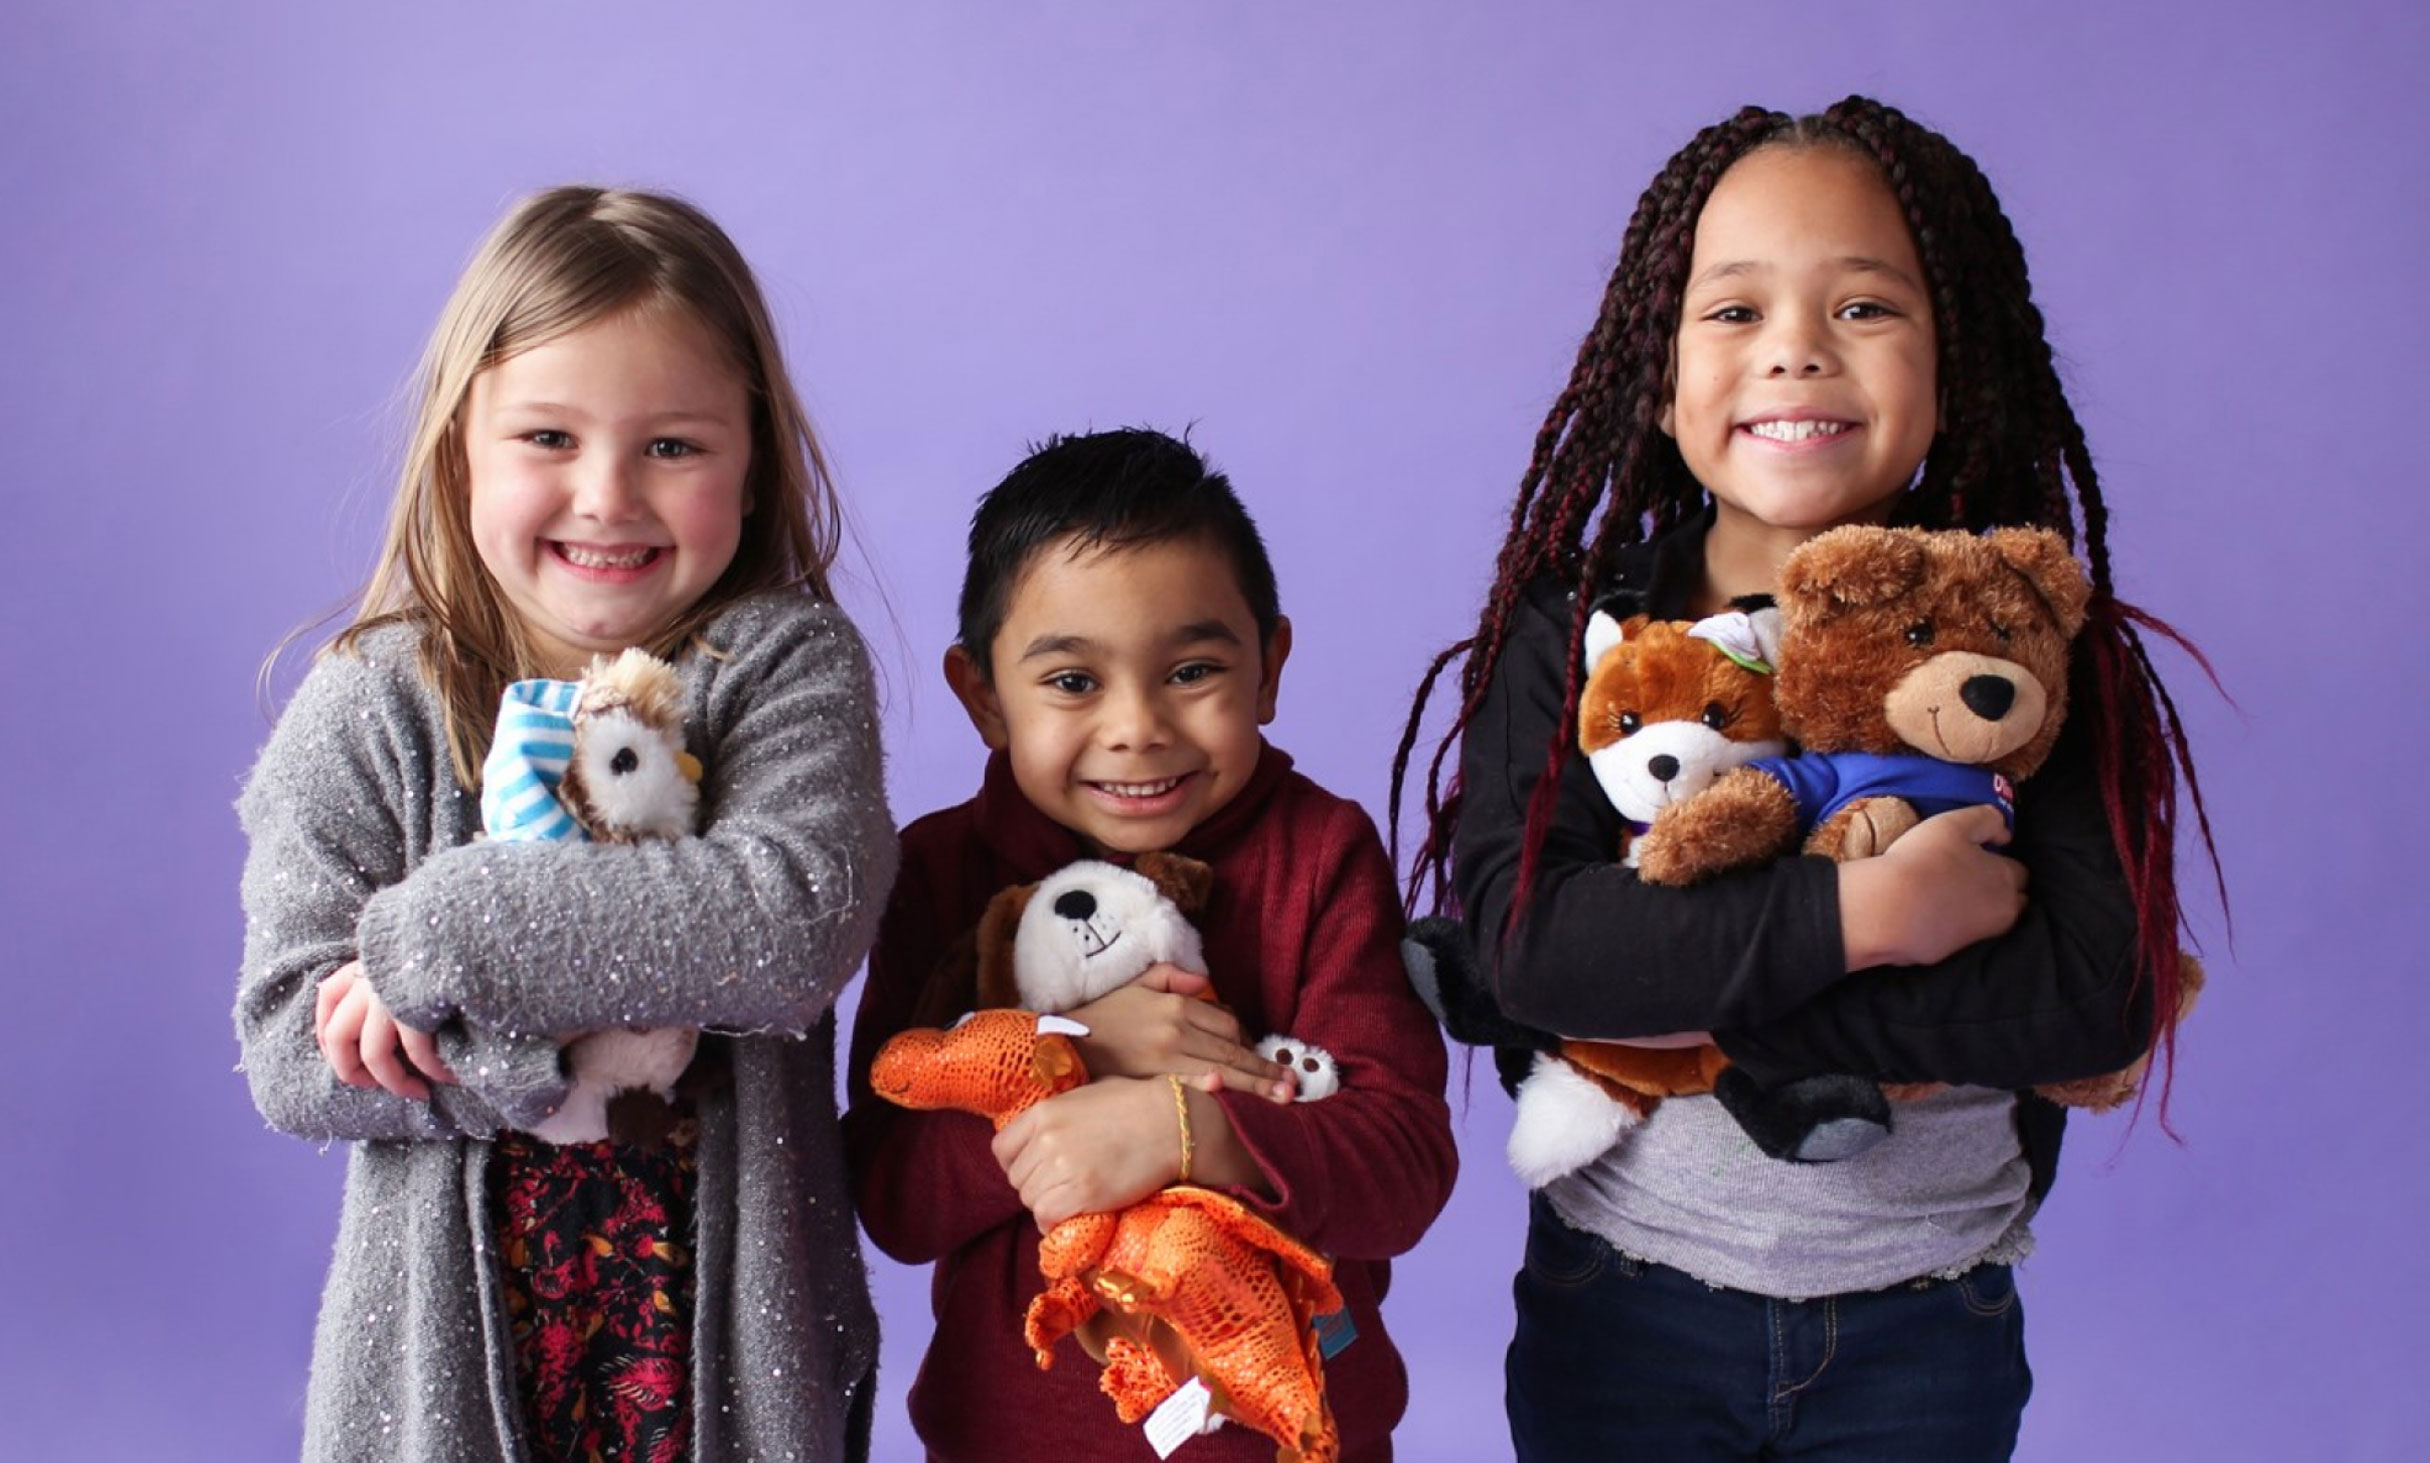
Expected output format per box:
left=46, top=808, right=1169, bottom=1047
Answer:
left=3, top=2, right=2416, bottom=1458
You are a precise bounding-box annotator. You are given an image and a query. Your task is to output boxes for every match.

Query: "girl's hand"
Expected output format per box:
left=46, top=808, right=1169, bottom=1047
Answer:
left=313, top=961, right=458, bottom=1099
left=993, top=1076, right=1192, bottom=1230
left=1839, top=804, right=2028, bottom=968
left=1065, top=963, right=1294, bottom=1103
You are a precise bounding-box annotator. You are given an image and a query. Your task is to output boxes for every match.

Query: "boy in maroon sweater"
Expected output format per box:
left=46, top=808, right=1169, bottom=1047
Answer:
left=844, top=429, right=1457, bottom=1462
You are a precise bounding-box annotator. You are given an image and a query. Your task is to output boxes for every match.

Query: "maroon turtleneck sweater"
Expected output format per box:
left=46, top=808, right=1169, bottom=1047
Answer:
left=844, top=742, right=1456, bottom=1462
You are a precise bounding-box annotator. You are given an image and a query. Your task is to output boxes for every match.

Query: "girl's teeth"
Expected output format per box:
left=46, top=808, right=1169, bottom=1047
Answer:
left=1746, top=419, right=1850, bottom=442
left=561, top=544, right=657, bottom=569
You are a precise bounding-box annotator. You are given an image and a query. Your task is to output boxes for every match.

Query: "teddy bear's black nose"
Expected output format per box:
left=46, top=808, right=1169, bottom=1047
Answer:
left=1648, top=755, right=1681, bottom=782
left=1053, top=890, right=1097, bottom=921
left=1960, top=676, right=2017, bottom=721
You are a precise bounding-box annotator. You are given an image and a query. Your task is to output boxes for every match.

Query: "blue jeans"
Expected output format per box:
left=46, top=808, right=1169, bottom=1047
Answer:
left=1506, top=1196, right=2031, bottom=1461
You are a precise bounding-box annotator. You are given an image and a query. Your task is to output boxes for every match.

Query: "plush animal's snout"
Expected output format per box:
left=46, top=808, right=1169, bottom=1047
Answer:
left=1883, top=651, right=2053, bottom=768
left=1959, top=676, right=2016, bottom=722
left=610, top=746, right=639, bottom=775
left=1648, top=754, right=1681, bottom=783
left=1053, top=890, right=1096, bottom=921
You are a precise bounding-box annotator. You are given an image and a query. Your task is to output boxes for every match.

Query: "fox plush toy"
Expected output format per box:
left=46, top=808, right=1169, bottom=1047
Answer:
left=1466, top=606, right=1814, bottom=1183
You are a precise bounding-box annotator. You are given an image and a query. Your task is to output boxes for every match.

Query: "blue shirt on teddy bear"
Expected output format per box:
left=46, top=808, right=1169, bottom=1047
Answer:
left=1748, top=751, right=2016, bottom=834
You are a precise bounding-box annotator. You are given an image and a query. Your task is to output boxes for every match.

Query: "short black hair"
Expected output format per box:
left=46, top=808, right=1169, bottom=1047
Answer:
left=956, top=428, right=1282, bottom=679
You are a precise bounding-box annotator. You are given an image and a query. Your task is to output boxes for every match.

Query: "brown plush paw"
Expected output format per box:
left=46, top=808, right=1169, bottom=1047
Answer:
left=1634, top=771, right=1800, bottom=886
left=1809, top=797, right=1921, bottom=861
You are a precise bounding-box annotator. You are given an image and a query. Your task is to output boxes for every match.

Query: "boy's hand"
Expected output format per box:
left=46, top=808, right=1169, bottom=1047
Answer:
left=1066, top=963, right=1294, bottom=1103
left=314, top=960, right=458, bottom=1099
left=994, top=1076, right=1192, bottom=1230
left=1838, top=804, right=2028, bottom=969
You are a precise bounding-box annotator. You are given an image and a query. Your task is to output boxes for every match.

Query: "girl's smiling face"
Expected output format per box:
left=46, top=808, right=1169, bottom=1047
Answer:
left=1664, top=144, right=1939, bottom=555
left=464, top=302, right=753, bottom=676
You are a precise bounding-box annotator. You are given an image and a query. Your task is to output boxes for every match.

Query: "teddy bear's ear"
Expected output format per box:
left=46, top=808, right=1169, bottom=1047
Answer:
left=972, top=881, right=1037, bottom=1011
left=1135, top=851, right=1214, bottom=919
left=1985, top=528, right=2092, bottom=639
left=1779, top=526, right=1928, bottom=615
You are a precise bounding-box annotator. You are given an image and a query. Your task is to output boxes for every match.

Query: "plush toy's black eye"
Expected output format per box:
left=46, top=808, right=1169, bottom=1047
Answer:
left=609, top=746, right=640, bottom=775
left=1701, top=702, right=1730, bottom=730
left=1904, top=621, right=1935, bottom=647
left=1989, top=619, right=2013, bottom=643
left=1618, top=711, right=1642, bottom=735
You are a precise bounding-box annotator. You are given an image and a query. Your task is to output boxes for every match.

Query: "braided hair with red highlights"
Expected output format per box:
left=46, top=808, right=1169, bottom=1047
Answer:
left=1389, top=96, right=2217, bottom=1098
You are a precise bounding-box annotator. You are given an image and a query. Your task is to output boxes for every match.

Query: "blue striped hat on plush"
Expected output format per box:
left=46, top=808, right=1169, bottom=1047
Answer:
left=480, top=678, right=589, bottom=844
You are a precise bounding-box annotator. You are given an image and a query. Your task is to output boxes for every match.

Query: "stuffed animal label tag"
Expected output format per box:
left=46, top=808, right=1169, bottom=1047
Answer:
left=1313, top=1307, right=1357, bottom=1360
left=1144, top=1377, right=1220, bottom=1456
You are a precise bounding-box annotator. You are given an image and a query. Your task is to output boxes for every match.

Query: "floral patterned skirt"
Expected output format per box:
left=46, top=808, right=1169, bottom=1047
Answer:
left=491, top=1121, right=698, bottom=1463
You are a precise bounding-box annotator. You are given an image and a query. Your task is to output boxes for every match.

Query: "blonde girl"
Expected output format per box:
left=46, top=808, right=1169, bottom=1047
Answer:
left=237, top=186, right=893, bottom=1463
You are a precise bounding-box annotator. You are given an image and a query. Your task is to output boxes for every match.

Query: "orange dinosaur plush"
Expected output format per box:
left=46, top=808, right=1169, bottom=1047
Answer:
left=871, top=859, right=1344, bottom=1463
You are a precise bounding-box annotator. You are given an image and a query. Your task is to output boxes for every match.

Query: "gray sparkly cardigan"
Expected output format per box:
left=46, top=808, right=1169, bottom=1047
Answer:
left=236, top=592, right=895, bottom=1463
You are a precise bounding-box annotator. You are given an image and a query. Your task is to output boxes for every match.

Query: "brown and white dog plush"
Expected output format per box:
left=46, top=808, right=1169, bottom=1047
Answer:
left=975, top=854, right=1339, bottom=1101
left=527, top=648, right=704, bottom=1146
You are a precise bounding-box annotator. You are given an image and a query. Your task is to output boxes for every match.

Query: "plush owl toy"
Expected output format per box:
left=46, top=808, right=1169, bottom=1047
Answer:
left=482, top=647, right=703, bottom=1146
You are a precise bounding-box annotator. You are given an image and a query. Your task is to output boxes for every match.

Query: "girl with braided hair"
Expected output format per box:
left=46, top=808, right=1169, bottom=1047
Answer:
left=1392, top=97, right=2213, bottom=1459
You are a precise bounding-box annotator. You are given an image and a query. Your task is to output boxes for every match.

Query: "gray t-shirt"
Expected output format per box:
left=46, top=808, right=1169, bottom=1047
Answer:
left=1546, top=1085, right=2034, bottom=1299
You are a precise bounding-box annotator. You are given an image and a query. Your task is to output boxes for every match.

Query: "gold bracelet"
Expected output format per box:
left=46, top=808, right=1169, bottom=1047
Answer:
left=1168, top=1074, right=1195, bottom=1185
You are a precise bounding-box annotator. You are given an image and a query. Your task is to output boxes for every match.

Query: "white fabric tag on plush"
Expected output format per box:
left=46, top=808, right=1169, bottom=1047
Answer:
left=1145, top=1377, right=1218, bottom=1456
left=1038, top=1014, right=1090, bottom=1038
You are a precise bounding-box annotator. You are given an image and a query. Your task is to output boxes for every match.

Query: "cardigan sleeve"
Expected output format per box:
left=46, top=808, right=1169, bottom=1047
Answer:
left=357, top=597, right=896, bottom=1038
left=1207, top=802, right=1458, bottom=1260
left=235, top=647, right=570, bottom=1143
left=1452, top=579, right=1850, bottom=1038
left=842, top=826, right=1032, bottom=1264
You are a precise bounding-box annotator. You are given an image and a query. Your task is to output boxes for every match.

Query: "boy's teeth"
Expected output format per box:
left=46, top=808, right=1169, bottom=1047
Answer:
left=1099, top=777, right=1181, bottom=797
left=561, top=544, right=656, bottom=569
left=1746, top=419, right=1850, bottom=442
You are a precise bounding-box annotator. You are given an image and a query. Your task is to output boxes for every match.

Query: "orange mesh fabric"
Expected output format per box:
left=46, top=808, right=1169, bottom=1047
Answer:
left=1028, top=1188, right=1341, bottom=1462
left=869, top=1009, right=1085, bottom=1126
left=874, top=1012, right=1342, bottom=1463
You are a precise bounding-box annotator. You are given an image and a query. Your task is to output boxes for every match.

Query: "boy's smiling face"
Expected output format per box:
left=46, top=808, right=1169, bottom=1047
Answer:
left=946, top=533, right=1289, bottom=855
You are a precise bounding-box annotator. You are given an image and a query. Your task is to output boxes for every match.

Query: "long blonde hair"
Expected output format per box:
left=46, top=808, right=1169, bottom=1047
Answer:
left=333, top=185, right=842, bottom=785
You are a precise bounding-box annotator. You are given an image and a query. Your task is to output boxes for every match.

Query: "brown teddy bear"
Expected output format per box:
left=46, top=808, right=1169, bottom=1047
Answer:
left=1627, top=525, right=2196, bottom=1158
